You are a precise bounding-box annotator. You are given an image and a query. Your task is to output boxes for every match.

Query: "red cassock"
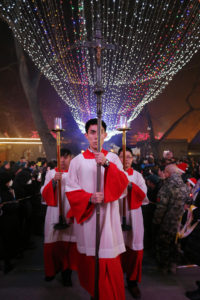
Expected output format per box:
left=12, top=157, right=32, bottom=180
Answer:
left=41, top=168, right=78, bottom=277
left=65, top=149, right=129, bottom=300
left=120, top=168, right=148, bottom=282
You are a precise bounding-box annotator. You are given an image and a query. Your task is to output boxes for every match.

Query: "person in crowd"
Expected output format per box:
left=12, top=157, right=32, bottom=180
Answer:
left=28, top=161, right=36, bottom=172
left=179, top=203, right=200, bottom=300
left=152, top=163, right=190, bottom=274
left=39, top=159, right=48, bottom=186
left=177, top=162, right=189, bottom=183
left=157, top=165, right=166, bottom=179
left=146, top=174, right=162, bottom=204
left=143, top=174, right=162, bottom=251
left=192, top=174, right=200, bottom=206
left=65, top=118, right=129, bottom=300
left=163, top=150, right=175, bottom=165
left=41, top=148, right=78, bottom=286
left=13, top=167, right=35, bottom=251
left=19, top=156, right=27, bottom=167
left=27, top=161, right=44, bottom=236
left=118, top=147, right=147, bottom=299
left=0, top=161, right=11, bottom=174
left=0, top=171, right=20, bottom=273
left=186, top=177, right=197, bottom=195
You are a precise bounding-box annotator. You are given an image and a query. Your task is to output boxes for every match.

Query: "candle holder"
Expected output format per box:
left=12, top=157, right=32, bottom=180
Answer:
left=117, top=116, right=131, bottom=232
left=52, top=118, right=68, bottom=230
left=52, top=117, right=65, bottom=132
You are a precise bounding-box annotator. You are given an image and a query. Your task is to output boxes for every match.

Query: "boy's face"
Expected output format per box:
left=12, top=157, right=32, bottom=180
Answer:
left=60, top=155, right=71, bottom=170
left=85, top=124, right=107, bottom=151
left=119, top=150, right=133, bottom=170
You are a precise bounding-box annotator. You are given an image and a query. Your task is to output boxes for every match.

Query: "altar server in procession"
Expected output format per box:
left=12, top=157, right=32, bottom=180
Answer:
left=119, top=147, right=148, bottom=299
left=65, top=118, right=129, bottom=300
left=41, top=148, right=78, bottom=286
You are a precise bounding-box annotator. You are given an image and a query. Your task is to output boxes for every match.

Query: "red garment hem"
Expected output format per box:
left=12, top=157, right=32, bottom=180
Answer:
left=120, top=248, right=143, bottom=282
left=77, top=252, right=125, bottom=300
left=44, top=241, right=78, bottom=277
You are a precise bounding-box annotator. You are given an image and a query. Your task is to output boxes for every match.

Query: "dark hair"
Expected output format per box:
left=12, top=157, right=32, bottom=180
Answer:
left=118, top=147, right=133, bottom=156
left=85, top=118, right=107, bottom=133
left=28, top=161, right=36, bottom=168
left=41, top=158, right=47, bottom=166
left=47, top=161, right=57, bottom=170
left=60, top=148, right=71, bottom=157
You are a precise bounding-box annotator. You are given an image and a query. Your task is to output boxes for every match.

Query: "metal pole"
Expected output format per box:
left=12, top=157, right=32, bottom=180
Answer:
left=57, top=131, right=62, bottom=219
left=94, top=11, right=103, bottom=300
left=53, top=129, right=68, bottom=230
left=94, top=93, right=102, bottom=300
left=117, top=127, right=131, bottom=231
left=122, top=130, right=126, bottom=221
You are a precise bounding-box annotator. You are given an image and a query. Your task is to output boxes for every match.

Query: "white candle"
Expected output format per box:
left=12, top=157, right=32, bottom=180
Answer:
left=54, top=118, right=62, bottom=130
left=119, top=116, right=129, bottom=128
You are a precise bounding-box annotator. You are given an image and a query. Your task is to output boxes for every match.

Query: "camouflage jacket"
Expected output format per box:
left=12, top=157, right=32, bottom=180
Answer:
left=153, top=173, right=190, bottom=235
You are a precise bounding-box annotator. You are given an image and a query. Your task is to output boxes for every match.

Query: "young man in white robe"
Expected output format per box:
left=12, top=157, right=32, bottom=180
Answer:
left=65, top=119, right=129, bottom=300
left=41, top=148, right=78, bottom=286
left=118, top=147, right=148, bottom=299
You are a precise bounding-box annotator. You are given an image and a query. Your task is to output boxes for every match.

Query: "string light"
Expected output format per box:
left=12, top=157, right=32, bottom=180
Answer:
left=0, top=138, right=41, bottom=140
left=0, top=137, right=42, bottom=144
left=0, top=0, right=199, bottom=140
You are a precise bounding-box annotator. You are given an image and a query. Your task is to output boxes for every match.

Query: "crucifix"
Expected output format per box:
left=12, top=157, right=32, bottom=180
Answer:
left=69, top=5, right=116, bottom=299
left=85, top=18, right=115, bottom=300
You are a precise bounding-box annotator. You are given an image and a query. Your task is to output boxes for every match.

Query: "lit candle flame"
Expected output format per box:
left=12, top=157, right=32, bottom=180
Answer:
left=54, top=118, right=62, bottom=130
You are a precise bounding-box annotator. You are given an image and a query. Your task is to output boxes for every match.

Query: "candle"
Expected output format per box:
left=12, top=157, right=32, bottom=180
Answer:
left=54, top=118, right=62, bottom=130
left=119, top=116, right=129, bottom=129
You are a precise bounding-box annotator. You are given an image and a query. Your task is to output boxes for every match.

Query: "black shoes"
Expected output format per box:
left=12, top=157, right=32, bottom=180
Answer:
left=45, top=276, right=55, bottom=282
left=127, top=279, right=141, bottom=299
left=61, top=269, right=72, bottom=287
left=127, top=285, right=141, bottom=299
left=45, top=269, right=72, bottom=287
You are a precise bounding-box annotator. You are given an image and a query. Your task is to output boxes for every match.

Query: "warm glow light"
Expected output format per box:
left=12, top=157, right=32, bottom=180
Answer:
left=54, top=117, right=62, bottom=130
left=0, top=137, right=42, bottom=145
left=0, top=138, right=41, bottom=141
left=0, top=142, right=42, bottom=145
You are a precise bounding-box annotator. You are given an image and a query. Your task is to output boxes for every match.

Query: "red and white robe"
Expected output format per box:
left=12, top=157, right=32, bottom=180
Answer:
left=41, top=168, right=78, bottom=277
left=120, top=168, right=148, bottom=282
left=65, top=149, right=129, bottom=300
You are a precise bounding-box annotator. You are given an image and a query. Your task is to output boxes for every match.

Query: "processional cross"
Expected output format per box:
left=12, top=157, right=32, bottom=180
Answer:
left=70, top=9, right=116, bottom=300
left=82, top=19, right=116, bottom=300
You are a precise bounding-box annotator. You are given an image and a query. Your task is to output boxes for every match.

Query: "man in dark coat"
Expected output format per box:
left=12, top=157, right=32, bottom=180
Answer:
left=152, top=164, right=190, bottom=274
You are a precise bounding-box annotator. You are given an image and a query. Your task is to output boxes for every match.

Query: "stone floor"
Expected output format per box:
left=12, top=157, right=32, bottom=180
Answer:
left=0, top=236, right=199, bottom=300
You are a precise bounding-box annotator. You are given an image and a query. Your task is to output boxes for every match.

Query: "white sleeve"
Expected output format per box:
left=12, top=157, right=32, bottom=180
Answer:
left=40, top=169, right=54, bottom=194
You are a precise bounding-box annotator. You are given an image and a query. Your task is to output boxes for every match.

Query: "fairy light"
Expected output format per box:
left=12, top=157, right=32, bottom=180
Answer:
left=0, top=142, right=43, bottom=144
left=0, top=138, right=41, bottom=140
left=0, top=0, right=200, bottom=139
left=0, top=137, right=42, bottom=145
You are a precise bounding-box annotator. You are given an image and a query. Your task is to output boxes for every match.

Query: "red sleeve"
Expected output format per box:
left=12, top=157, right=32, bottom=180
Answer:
left=128, top=182, right=146, bottom=210
left=66, top=190, right=94, bottom=224
left=42, top=180, right=58, bottom=206
left=104, top=162, right=129, bottom=203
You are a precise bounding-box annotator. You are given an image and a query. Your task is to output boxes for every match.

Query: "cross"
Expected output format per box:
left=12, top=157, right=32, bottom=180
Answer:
left=69, top=7, right=116, bottom=300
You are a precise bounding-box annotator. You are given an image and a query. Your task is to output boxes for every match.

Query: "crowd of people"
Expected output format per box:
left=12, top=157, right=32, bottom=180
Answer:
left=0, top=119, right=200, bottom=300
left=0, top=157, right=53, bottom=273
